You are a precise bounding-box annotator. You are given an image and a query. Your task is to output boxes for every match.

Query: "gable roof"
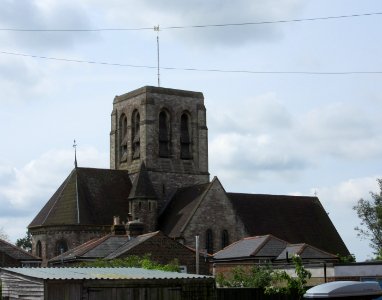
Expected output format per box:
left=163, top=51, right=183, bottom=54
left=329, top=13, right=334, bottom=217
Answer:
left=276, top=244, right=338, bottom=261
left=49, top=234, right=133, bottom=264
left=213, top=235, right=287, bottom=260
left=158, top=181, right=213, bottom=238
left=129, top=163, right=157, bottom=199
left=227, top=193, right=349, bottom=256
left=29, top=167, right=132, bottom=228
left=0, top=238, right=40, bottom=262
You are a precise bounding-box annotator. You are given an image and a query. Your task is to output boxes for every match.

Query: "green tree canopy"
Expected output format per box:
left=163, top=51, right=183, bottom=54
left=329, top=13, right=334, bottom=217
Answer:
left=16, top=231, right=32, bottom=252
left=353, top=178, right=382, bottom=256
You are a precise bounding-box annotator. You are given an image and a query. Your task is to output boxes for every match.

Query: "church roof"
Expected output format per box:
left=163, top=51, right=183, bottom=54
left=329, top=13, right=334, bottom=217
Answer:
left=227, top=193, right=349, bottom=256
left=29, top=167, right=132, bottom=228
left=0, top=238, right=40, bottom=262
left=158, top=182, right=213, bottom=238
left=128, top=163, right=157, bottom=199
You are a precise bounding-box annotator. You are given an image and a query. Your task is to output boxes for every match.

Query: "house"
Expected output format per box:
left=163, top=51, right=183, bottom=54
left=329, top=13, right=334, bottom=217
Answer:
left=48, top=229, right=209, bottom=274
left=0, top=267, right=215, bottom=300
left=212, top=234, right=338, bottom=278
left=28, top=86, right=349, bottom=265
left=0, top=238, right=40, bottom=267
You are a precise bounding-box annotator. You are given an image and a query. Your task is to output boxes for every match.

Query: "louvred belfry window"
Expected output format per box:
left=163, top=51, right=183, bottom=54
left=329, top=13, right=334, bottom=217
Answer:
left=180, top=113, right=191, bottom=159
left=159, top=111, right=170, bottom=157
left=119, top=114, right=128, bottom=162
left=132, top=110, right=140, bottom=159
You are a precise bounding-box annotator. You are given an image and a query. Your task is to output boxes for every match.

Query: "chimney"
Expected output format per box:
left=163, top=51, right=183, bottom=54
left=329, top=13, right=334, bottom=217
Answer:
left=127, top=219, right=144, bottom=237
left=111, top=216, right=127, bottom=235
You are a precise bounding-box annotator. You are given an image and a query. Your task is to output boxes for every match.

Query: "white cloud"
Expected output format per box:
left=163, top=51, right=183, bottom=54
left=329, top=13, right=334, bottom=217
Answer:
left=88, top=0, right=306, bottom=47
left=310, top=176, right=381, bottom=261
left=0, top=147, right=108, bottom=217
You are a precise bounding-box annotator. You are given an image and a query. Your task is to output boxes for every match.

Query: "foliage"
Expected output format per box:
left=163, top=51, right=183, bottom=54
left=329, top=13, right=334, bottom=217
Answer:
left=265, top=255, right=312, bottom=300
left=0, top=227, right=9, bottom=242
left=216, top=255, right=311, bottom=299
left=337, top=253, right=356, bottom=263
left=216, top=265, right=273, bottom=288
left=16, top=231, right=32, bottom=252
left=77, top=254, right=180, bottom=272
left=353, top=178, right=382, bottom=254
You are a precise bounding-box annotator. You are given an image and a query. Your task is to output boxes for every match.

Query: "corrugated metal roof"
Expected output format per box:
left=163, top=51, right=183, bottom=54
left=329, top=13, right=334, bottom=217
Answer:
left=1, top=267, right=211, bottom=280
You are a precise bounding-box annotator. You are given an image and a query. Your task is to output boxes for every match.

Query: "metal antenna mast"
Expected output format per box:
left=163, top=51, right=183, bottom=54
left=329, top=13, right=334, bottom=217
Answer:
left=73, top=139, right=78, bottom=168
left=154, top=25, right=160, bottom=87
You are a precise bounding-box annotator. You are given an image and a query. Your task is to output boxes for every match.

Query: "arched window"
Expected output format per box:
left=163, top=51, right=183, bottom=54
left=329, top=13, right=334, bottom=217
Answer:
left=55, top=239, right=68, bottom=256
left=36, top=240, right=42, bottom=258
left=119, top=113, right=128, bottom=162
left=180, top=113, right=191, bottom=159
left=132, top=110, right=140, bottom=159
left=159, top=111, right=170, bottom=157
left=206, top=229, right=213, bottom=254
left=221, top=230, right=229, bottom=249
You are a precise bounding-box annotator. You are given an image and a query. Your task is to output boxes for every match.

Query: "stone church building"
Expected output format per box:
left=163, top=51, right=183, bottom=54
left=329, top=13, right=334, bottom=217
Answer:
left=28, top=86, right=349, bottom=265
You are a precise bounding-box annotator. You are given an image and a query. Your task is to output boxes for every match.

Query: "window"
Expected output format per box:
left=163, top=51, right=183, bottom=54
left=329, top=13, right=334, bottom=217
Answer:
left=180, top=113, right=191, bottom=159
left=159, top=111, right=171, bottom=157
left=221, top=230, right=229, bottom=248
left=55, top=239, right=68, bottom=256
left=119, top=113, right=128, bottom=162
left=132, top=110, right=140, bottom=159
left=206, top=229, right=213, bottom=254
left=36, top=240, right=42, bottom=258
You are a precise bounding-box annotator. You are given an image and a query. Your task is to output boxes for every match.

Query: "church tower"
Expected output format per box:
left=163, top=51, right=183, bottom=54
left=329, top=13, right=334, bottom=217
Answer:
left=110, top=86, right=210, bottom=209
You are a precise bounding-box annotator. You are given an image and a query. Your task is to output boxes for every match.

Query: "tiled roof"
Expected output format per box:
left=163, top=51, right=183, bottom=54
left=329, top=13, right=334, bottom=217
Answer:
left=227, top=193, right=349, bottom=256
left=49, top=231, right=163, bottom=263
left=1, top=267, right=211, bottom=280
left=213, top=235, right=287, bottom=260
left=49, top=234, right=132, bottom=263
left=106, top=231, right=160, bottom=259
left=0, top=238, right=40, bottom=261
left=29, top=168, right=132, bottom=228
left=158, top=182, right=212, bottom=238
left=276, top=244, right=338, bottom=261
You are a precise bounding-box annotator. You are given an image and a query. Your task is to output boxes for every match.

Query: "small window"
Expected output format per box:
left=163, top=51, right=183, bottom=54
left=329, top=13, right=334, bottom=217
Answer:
left=221, top=230, right=229, bottom=248
left=206, top=229, right=213, bottom=254
left=36, top=240, right=42, bottom=258
left=55, top=239, right=68, bottom=256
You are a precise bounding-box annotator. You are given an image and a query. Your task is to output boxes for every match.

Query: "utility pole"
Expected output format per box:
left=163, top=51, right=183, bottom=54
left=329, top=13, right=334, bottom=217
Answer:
left=154, top=25, right=160, bottom=87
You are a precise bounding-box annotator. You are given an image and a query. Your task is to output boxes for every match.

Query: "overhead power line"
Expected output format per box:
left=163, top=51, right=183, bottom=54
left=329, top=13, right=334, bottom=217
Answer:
left=1, top=50, right=381, bottom=75
left=0, top=12, right=381, bottom=32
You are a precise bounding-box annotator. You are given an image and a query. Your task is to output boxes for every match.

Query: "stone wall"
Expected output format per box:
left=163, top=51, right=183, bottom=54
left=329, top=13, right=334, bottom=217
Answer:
left=30, top=225, right=110, bottom=266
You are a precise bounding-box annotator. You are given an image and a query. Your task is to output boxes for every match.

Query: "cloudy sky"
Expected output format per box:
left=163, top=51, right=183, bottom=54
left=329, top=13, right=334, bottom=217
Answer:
left=1, top=0, right=381, bottom=261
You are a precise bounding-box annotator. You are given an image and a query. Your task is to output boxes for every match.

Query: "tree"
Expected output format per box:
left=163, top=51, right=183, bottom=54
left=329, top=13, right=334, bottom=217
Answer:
left=353, top=178, right=382, bottom=255
left=265, top=255, right=312, bottom=300
left=16, top=231, right=32, bottom=252
left=0, top=227, right=9, bottom=242
left=77, top=254, right=180, bottom=272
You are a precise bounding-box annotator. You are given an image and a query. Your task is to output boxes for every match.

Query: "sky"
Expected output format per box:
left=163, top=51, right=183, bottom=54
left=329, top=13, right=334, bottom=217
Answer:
left=0, top=0, right=381, bottom=261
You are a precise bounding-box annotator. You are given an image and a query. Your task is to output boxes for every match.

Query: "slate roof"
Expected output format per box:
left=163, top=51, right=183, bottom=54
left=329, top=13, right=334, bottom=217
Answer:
left=227, top=193, right=349, bottom=256
left=1, top=267, right=211, bottom=280
left=0, top=238, right=40, bottom=261
left=213, top=235, right=287, bottom=260
left=129, top=163, right=157, bottom=199
left=158, top=182, right=212, bottom=237
left=29, top=168, right=132, bottom=228
left=49, top=231, right=162, bottom=264
left=276, top=244, right=338, bottom=261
